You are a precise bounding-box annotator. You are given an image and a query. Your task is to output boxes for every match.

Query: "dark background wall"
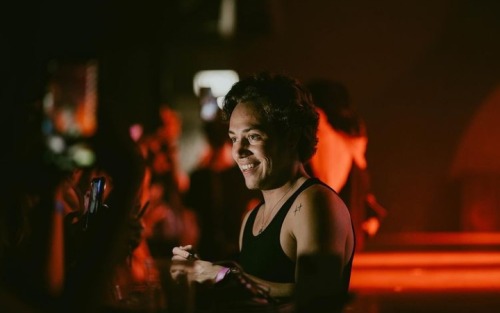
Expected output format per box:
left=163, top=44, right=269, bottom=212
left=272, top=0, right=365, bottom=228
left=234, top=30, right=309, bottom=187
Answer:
left=164, top=0, right=500, bottom=233
left=5, top=0, right=500, bottom=235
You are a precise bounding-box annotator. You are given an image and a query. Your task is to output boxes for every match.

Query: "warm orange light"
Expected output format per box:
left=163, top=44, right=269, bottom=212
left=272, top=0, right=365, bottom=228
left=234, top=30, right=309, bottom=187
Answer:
left=351, top=251, right=500, bottom=292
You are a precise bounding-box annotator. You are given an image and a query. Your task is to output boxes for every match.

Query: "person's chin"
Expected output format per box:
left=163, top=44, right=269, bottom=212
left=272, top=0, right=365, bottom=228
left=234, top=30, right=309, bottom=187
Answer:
left=244, top=179, right=260, bottom=190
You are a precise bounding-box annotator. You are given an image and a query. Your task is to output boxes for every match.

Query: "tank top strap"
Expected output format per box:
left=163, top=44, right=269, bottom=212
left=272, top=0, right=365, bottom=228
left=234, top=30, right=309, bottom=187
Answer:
left=245, top=200, right=263, bottom=234
left=273, top=178, right=322, bottom=221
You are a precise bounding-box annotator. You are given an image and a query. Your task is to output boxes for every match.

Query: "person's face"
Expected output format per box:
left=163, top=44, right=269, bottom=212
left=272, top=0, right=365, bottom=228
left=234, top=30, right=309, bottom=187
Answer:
left=228, top=101, right=290, bottom=190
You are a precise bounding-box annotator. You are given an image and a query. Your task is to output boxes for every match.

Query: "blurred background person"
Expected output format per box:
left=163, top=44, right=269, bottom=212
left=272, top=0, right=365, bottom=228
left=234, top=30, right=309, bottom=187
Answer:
left=138, top=104, right=199, bottom=260
left=0, top=99, right=152, bottom=313
left=140, top=171, right=199, bottom=260
left=61, top=122, right=162, bottom=312
left=306, top=79, right=387, bottom=252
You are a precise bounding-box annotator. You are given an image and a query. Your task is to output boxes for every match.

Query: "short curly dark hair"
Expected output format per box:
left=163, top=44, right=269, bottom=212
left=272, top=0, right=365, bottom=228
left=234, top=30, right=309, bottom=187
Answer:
left=222, top=72, right=319, bottom=163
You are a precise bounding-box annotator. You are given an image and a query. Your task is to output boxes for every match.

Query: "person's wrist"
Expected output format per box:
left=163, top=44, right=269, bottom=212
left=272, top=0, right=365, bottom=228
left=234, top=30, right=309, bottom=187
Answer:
left=215, top=266, right=230, bottom=283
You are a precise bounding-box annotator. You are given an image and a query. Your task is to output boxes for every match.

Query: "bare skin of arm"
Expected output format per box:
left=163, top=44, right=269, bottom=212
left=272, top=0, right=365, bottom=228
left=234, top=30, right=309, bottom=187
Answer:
left=285, top=184, right=354, bottom=267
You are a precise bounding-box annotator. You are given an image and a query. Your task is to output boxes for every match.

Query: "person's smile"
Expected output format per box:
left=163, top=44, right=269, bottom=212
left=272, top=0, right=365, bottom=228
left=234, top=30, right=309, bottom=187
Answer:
left=240, top=162, right=257, bottom=173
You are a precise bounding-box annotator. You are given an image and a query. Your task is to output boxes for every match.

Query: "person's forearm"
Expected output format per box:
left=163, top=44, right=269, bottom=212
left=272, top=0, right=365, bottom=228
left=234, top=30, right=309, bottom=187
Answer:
left=244, top=273, right=294, bottom=298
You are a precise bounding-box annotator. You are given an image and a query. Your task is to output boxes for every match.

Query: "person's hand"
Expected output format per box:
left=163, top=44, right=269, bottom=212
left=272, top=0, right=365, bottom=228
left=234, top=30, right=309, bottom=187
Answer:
left=172, top=245, right=198, bottom=261
left=170, top=245, right=223, bottom=285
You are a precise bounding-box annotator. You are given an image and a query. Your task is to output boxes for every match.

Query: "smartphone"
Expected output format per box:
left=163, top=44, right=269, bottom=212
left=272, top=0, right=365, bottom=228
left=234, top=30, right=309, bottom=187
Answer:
left=83, top=176, right=106, bottom=231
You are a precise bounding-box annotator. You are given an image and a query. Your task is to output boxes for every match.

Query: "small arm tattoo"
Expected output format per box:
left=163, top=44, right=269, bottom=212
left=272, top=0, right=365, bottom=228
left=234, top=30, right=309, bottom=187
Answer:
left=294, top=203, right=302, bottom=215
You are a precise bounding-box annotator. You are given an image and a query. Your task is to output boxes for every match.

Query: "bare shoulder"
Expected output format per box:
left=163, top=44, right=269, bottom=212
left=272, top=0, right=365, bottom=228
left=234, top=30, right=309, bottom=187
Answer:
left=291, top=182, right=350, bottom=220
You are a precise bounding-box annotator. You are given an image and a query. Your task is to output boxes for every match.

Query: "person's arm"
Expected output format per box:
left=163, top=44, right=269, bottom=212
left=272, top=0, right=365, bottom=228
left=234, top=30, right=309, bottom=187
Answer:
left=171, top=245, right=294, bottom=298
left=171, top=206, right=255, bottom=286
left=242, top=273, right=294, bottom=298
left=291, top=184, right=354, bottom=270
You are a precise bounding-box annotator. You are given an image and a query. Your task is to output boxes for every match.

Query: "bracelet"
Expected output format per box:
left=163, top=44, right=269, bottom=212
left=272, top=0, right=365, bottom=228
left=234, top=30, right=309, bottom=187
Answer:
left=215, top=266, right=230, bottom=283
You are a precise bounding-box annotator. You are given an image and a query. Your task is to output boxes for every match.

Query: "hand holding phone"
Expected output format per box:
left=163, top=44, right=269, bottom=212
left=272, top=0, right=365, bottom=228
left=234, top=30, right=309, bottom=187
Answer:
left=83, top=176, right=106, bottom=231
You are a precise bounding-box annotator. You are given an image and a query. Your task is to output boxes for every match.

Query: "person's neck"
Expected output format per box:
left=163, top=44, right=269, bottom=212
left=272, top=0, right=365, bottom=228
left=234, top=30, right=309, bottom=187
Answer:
left=258, top=176, right=304, bottom=234
left=261, top=171, right=307, bottom=208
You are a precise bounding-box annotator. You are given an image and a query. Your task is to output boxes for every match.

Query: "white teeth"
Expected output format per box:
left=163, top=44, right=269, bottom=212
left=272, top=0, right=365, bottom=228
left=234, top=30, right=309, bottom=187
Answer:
left=241, top=164, right=255, bottom=170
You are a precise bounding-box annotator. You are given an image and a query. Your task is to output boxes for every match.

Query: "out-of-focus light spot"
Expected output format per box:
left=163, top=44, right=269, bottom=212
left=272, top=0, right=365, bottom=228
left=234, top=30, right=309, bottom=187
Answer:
left=216, top=96, right=225, bottom=110
left=47, top=135, right=65, bottom=153
left=69, top=144, right=95, bottom=167
left=218, top=0, right=236, bottom=38
left=43, top=92, right=54, bottom=114
left=129, top=123, right=143, bottom=142
left=201, top=101, right=219, bottom=121
left=41, top=119, right=54, bottom=136
left=59, top=108, right=82, bottom=138
left=193, top=70, right=239, bottom=97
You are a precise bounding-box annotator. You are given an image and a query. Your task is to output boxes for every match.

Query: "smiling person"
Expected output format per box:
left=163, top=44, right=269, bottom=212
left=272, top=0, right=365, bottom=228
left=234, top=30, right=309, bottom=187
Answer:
left=172, top=72, right=355, bottom=312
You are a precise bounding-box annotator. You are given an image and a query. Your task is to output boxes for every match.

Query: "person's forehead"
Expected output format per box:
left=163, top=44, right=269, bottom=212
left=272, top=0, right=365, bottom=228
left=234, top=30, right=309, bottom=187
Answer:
left=229, top=102, right=268, bottom=128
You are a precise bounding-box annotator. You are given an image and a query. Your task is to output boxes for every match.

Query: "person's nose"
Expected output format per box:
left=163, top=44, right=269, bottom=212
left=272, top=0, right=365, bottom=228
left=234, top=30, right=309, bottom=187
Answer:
left=233, top=137, right=251, bottom=158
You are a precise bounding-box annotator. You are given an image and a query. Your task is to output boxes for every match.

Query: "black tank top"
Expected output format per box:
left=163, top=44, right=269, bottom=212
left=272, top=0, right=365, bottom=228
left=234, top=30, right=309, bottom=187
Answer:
left=240, top=178, right=355, bottom=288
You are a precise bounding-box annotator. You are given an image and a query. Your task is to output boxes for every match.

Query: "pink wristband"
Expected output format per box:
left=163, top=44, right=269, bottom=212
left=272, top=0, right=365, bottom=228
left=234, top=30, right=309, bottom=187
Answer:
left=215, top=267, right=230, bottom=283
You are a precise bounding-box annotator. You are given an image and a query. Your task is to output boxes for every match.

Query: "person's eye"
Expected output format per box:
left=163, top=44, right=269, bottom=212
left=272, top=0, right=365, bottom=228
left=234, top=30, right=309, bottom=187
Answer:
left=248, top=134, right=262, bottom=142
left=229, top=136, right=237, bottom=143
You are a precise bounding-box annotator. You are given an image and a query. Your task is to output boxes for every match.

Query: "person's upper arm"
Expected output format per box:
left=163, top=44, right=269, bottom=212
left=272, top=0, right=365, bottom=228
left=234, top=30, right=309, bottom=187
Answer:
left=292, top=185, right=353, bottom=264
